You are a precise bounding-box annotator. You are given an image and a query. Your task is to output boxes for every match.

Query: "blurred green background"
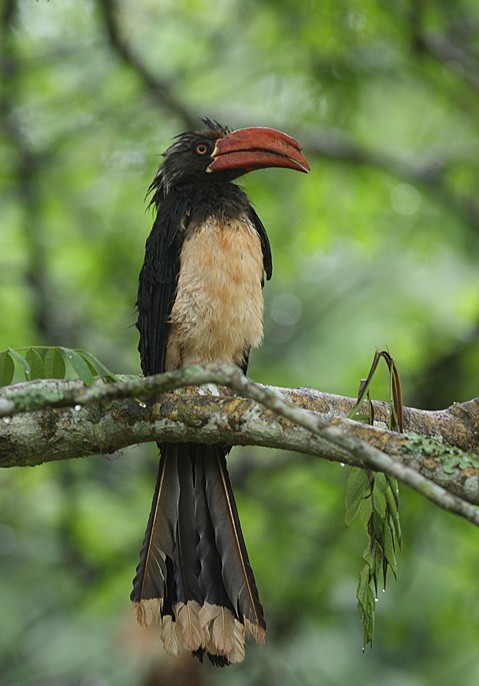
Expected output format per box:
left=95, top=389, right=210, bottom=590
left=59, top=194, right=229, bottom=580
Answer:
left=2, top=1, right=479, bottom=684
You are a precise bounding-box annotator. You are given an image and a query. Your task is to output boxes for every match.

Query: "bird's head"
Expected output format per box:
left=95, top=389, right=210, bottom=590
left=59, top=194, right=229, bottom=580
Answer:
left=150, top=118, right=309, bottom=196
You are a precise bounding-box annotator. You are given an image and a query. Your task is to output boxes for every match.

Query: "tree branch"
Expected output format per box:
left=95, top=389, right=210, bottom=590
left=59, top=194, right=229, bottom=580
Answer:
left=97, top=0, right=197, bottom=128
left=2, top=365, right=479, bottom=526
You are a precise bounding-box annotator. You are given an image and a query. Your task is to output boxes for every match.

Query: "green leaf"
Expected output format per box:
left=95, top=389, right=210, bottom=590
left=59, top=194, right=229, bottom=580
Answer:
left=8, top=348, right=31, bottom=380
left=356, top=564, right=376, bottom=648
left=386, top=476, right=400, bottom=509
left=372, top=511, right=386, bottom=539
left=345, top=467, right=370, bottom=526
left=383, top=523, right=397, bottom=581
left=352, top=469, right=402, bottom=648
left=44, top=347, right=66, bottom=379
left=76, top=349, right=118, bottom=381
left=358, top=492, right=373, bottom=527
left=59, top=347, right=95, bottom=386
left=80, top=356, right=98, bottom=376
left=372, top=481, right=387, bottom=517
left=0, top=351, right=15, bottom=386
left=386, top=480, right=402, bottom=548
left=25, top=348, right=45, bottom=380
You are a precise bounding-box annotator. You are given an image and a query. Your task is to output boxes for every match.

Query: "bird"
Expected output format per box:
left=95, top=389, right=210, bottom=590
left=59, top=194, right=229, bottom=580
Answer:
left=131, top=118, right=309, bottom=666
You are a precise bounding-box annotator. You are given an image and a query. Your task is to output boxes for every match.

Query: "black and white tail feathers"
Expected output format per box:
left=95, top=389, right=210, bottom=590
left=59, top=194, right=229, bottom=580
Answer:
left=131, top=443, right=265, bottom=666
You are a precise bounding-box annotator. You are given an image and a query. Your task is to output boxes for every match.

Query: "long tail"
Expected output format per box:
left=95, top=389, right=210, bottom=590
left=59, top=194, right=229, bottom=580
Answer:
left=131, top=443, right=265, bottom=666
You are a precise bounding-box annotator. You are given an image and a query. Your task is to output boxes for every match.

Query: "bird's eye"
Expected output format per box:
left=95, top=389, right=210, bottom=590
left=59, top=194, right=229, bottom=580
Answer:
left=195, top=143, right=209, bottom=156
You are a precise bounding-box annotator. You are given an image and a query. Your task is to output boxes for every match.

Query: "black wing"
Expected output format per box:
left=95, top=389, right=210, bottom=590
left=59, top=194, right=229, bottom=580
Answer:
left=238, top=205, right=273, bottom=375
left=136, top=193, right=189, bottom=376
left=248, top=205, right=272, bottom=282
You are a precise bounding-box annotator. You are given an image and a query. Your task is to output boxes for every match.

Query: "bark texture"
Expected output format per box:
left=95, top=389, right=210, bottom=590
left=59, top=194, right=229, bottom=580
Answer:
left=1, top=366, right=478, bottom=512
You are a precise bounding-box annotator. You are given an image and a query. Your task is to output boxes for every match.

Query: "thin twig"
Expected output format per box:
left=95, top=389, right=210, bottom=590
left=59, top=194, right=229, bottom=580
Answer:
left=98, top=0, right=197, bottom=128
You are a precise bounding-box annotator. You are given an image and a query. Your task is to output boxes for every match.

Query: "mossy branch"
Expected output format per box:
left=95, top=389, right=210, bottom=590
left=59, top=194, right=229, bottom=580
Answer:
left=1, top=364, right=479, bottom=525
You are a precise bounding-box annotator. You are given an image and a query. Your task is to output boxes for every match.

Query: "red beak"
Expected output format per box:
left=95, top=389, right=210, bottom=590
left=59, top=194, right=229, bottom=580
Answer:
left=207, top=127, right=310, bottom=175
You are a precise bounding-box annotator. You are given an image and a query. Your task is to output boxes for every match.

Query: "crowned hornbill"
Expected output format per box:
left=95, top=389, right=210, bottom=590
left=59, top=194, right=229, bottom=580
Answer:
left=132, top=119, right=309, bottom=666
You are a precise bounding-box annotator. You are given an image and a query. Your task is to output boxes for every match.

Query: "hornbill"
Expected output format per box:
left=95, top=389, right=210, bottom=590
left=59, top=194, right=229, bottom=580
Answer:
left=132, top=118, right=309, bottom=666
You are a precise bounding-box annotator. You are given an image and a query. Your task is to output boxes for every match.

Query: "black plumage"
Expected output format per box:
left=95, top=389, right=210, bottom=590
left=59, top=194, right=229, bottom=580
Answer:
left=131, top=119, right=308, bottom=665
left=137, top=167, right=272, bottom=376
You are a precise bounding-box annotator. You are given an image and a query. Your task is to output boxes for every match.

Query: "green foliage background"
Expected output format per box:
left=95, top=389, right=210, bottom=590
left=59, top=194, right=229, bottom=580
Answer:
left=2, top=1, right=479, bottom=684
